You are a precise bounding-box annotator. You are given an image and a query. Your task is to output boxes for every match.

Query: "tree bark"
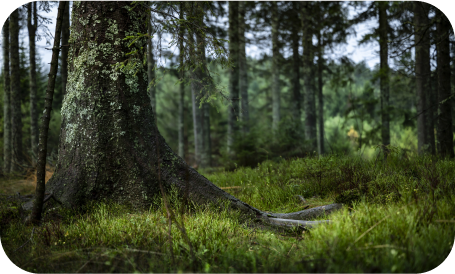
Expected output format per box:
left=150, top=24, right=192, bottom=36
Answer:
left=228, top=1, right=239, bottom=155
left=2, top=17, right=11, bottom=173
left=436, top=11, right=454, bottom=158
left=21, top=2, right=340, bottom=229
left=28, top=2, right=39, bottom=165
left=271, top=2, right=280, bottom=132
left=291, top=1, right=301, bottom=127
left=378, top=2, right=390, bottom=153
left=61, top=2, right=70, bottom=97
left=27, top=1, right=67, bottom=225
left=239, top=1, right=249, bottom=135
left=10, top=8, right=24, bottom=172
left=302, top=3, right=317, bottom=151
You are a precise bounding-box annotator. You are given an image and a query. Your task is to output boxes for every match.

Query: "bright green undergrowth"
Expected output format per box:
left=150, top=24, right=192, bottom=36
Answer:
left=1, top=153, right=454, bottom=272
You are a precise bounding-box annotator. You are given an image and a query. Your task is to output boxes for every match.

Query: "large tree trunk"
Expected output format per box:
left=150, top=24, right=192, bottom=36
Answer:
left=227, top=1, right=239, bottom=155
left=436, top=11, right=454, bottom=158
left=291, top=2, right=301, bottom=127
left=28, top=2, right=39, bottom=165
left=302, top=3, right=317, bottom=150
left=10, top=8, right=24, bottom=172
left=2, top=17, right=11, bottom=173
left=271, top=1, right=280, bottom=132
left=31, top=2, right=339, bottom=228
left=378, top=2, right=390, bottom=153
left=239, top=1, right=249, bottom=135
left=61, top=2, right=70, bottom=97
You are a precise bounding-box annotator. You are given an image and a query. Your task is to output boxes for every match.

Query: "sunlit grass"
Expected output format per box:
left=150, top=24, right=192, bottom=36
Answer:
left=1, top=154, right=454, bottom=272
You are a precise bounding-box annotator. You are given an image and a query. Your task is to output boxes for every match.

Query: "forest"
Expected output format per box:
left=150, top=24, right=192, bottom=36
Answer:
left=0, top=1, right=454, bottom=273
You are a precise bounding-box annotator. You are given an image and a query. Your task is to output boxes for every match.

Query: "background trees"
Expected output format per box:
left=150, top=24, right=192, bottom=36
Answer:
left=1, top=1, right=454, bottom=176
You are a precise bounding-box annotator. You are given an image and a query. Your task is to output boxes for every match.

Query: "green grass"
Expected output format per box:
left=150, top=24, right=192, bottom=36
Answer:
left=1, top=153, right=454, bottom=272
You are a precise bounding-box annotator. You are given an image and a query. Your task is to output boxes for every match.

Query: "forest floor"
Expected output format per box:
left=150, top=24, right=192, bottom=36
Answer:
left=0, top=153, right=454, bottom=272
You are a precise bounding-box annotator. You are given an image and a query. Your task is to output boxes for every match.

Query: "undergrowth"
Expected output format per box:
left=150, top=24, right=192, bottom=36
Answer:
left=1, top=153, right=454, bottom=272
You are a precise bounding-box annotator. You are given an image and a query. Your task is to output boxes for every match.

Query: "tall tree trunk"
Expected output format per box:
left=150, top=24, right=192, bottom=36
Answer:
left=27, top=1, right=67, bottom=224
left=189, top=28, right=202, bottom=166
left=378, top=2, right=390, bottom=153
left=414, top=2, right=433, bottom=154
left=228, top=1, right=239, bottom=155
left=271, top=1, right=280, bottom=132
left=2, top=17, right=11, bottom=173
left=10, top=8, right=24, bottom=172
left=148, top=5, right=156, bottom=115
left=302, top=3, right=317, bottom=150
left=422, top=3, right=435, bottom=155
left=317, top=29, right=324, bottom=155
left=28, top=2, right=39, bottom=165
left=178, top=3, right=185, bottom=159
left=436, top=11, right=454, bottom=158
left=238, top=1, right=249, bottom=134
left=195, top=2, right=211, bottom=168
left=291, top=1, right=301, bottom=126
left=24, top=2, right=339, bottom=229
left=61, top=2, right=70, bottom=97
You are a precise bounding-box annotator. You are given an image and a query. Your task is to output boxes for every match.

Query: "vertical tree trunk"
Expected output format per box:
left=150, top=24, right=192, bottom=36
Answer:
left=10, top=9, right=24, bottom=172
left=178, top=3, right=185, bottom=159
left=378, top=2, right=390, bottom=153
left=27, top=1, right=67, bottom=224
left=420, top=1, right=437, bottom=155
left=228, top=2, right=239, bottom=154
left=414, top=2, right=434, bottom=154
left=317, top=29, right=324, bottom=155
left=239, top=1, right=249, bottom=135
left=2, top=17, right=11, bottom=173
left=195, top=2, right=211, bottom=168
left=271, top=1, right=280, bottom=132
left=28, top=2, right=39, bottom=165
left=436, top=11, right=454, bottom=158
left=291, top=1, right=301, bottom=126
left=148, top=5, right=156, bottom=115
left=189, top=27, right=202, bottom=166
left=61, top=2, right=70, bottom=97
left=302, top=3, right=317, bottom=150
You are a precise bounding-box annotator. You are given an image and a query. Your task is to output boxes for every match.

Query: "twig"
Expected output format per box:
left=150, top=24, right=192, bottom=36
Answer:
left=13, top=227, right=35, bottom=253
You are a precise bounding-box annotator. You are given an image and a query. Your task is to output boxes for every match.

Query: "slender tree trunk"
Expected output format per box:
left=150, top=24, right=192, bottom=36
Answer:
left=317, top=29, right=324, bottom=155
left=271, top=1, right=280, bottom=132
left=239, top=1, right=249, bottom=134
left=436, top=11, right=454, bottom=158
left=23, top=2, right=340, bottom=229
left=189, top=28, right=202, bottom=166
left=2, top=17, right=11, bottom=173
left=228, top=1, right=239, bottom=155
left=148, top=5, right=156, bottom=115
left=28, top=2, right=39, bottom=165
left=414, top=2, right=434, bottom=154
left=302, top=3, right=317, bottom=150
left=61, top=2, right=70, bottom=97
left=27, top=1, right=66, bottom=224
left=291, top=1, right=301, bottom=126
left=422, top=3, right=435, bottom=155
left=178, top=3, right=185, bottom=159
left=10, top=9, right=24, bottom=172
left=378, top=2, right=390, bottom=153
